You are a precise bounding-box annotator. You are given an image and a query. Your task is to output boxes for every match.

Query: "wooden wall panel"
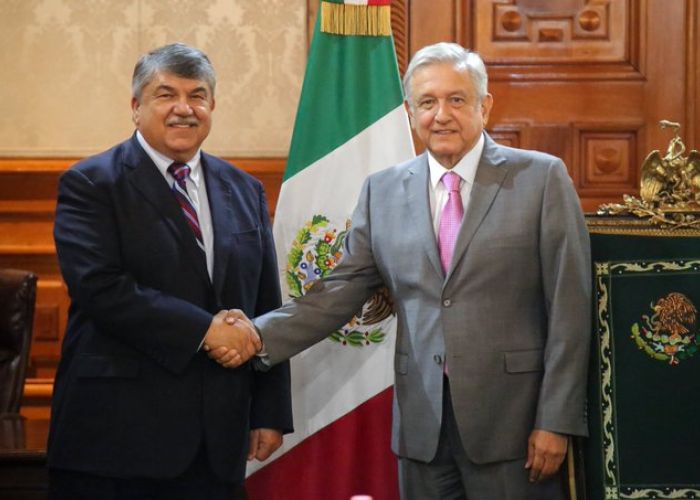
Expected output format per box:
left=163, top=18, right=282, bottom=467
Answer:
left=573, top=125, right=642, bottom=194
left=476, top=0, right=628, bottom=62
left=409, top=0, right=461, bottom=55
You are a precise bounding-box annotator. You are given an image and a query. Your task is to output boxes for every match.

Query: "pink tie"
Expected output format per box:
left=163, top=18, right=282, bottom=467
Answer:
left=438, top=171, right=464, bottom=273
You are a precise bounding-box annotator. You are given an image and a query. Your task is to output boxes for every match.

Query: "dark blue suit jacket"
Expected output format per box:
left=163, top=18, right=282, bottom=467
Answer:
left=48, top=133, right=292, bottom=483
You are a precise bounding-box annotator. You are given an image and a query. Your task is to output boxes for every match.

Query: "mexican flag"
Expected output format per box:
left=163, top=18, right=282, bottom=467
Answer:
left=245, top=1, right=415, bottom=499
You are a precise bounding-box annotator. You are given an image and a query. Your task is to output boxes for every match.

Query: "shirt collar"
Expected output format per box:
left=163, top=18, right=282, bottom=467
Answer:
left=428, top=132, right=485, bottom=189
left=136, top=130, right=203, bottom=187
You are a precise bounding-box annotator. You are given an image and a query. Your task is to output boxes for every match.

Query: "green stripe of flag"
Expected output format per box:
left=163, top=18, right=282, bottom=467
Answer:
left=284, top=9, right=405, bottom=181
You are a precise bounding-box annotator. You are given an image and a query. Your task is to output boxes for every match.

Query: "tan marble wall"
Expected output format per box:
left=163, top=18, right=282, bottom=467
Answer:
left=0, top=0, right=306, bottom=157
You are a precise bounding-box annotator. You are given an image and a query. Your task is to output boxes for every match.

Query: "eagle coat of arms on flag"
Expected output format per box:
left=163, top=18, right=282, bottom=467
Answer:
left=286, top=214, right=393, bottom=347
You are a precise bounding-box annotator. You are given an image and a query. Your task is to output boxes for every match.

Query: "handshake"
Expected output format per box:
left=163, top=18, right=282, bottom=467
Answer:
left=203, top=309, right=260, bottom=368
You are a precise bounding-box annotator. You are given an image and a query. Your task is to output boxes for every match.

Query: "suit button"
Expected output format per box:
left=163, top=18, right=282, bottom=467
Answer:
left=433, top=354, right=443, bottom=365
left=443, top=299, right=451, bottom=307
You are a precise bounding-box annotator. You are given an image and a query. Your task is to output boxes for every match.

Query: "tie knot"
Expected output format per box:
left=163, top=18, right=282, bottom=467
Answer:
left=441, top=171, right=461, bottom=192
left=168, top=162, right=191, bottom=182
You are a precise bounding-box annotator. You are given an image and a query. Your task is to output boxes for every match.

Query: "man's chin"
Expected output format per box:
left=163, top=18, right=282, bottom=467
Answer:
left=166, top=137, right=200, bottom=150
left=165, top=144, right=199, bottom=161
left=429, top=144, right=463, bottom=158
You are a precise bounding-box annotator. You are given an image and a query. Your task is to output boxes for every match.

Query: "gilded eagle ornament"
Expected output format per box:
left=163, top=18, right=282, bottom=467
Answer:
left=599, top=121, right=700, bottom=230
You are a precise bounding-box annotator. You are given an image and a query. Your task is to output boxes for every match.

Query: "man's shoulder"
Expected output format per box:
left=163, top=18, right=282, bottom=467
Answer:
left=487, top=141, right=574, bottom=194
left=67, top=137, right=135, bottom=182
left=202, top=152, right=261, bottom=188
left=367, top=154, right=423, bottom=183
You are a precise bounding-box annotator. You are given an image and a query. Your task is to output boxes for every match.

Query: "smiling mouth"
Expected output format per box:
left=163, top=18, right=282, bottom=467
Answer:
left=168, top=122, right=198, bottom=128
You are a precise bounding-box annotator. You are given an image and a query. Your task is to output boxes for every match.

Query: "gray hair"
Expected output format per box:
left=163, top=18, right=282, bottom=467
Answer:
left=132, top=43, right=216, bottom=101
left=402, top=42, right=488, bottom=107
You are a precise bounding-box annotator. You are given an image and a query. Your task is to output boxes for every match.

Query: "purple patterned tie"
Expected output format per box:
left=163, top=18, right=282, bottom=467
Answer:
left=167, top=162, right=205, bottom=252
left=438, top=171, right=464, bottom=273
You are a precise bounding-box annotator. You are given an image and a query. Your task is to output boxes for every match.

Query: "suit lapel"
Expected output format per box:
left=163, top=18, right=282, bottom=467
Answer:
left=202, top=155, right=235, bottom=301
left=404, top=154, right=443, bottom=278
left=445, top=134, right=508, bottom=282
left=124, top=135, right=211, bottom=287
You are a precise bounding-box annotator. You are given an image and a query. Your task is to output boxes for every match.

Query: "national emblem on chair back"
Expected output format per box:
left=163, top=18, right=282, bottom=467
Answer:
left=0, top=269, right=38, bottom=415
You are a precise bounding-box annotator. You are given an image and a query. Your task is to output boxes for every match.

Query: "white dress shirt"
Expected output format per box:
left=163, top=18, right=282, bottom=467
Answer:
left=427, top=132, right=485, bottom=237
left=136, top=131, right=214, bottom=280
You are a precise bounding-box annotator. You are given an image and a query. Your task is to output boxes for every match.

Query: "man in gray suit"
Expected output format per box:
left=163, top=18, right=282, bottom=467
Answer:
left=212, top=42, right=591, bottom=499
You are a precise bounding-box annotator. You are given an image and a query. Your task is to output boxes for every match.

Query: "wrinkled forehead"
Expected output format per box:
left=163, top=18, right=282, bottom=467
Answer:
left=410, top=63, right=476, bottom=95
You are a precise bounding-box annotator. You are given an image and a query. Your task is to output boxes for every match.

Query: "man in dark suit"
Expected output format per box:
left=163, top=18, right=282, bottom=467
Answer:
left=212, top=42, right=591, bottom=499
left=48, top=43, right=292, bottom=499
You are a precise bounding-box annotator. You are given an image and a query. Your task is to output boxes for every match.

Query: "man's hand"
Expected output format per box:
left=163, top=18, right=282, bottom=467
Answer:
left=525, top=429, right=568, bottom=483
left=203, top=310, right=260, bottom=368
left=247, top=428, right=283, bottom=461
left=224, top=309, right=251, bottom=327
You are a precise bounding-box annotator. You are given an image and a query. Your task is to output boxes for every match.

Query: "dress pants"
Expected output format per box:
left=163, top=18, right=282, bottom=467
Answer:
left=398, top=378, right=567, bottom=500
left=48, top=444, right=246, bottom=500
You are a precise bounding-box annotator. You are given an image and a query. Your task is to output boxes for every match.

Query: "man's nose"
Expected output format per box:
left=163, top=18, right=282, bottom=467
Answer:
left=173, top=99, right=194, bottom=115
left=434, top=101, right=451, bottom=122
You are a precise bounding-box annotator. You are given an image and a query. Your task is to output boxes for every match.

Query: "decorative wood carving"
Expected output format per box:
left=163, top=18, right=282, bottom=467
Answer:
left=482, top=0, right=623, bottom=59
left=469, top=0, right=643, bottom=81
left=573, top=125, right=642, bottom=195
left=488, top=123, right=525, bottom=149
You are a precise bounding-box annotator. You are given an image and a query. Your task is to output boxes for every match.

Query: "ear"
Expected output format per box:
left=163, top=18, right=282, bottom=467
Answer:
left=131, top=97, right=140, bottom=125
left=210, top=96, right=216, bottom=112
left=480, top=93, right=494, bottom=126
left=404, top=100, right=416, bottom=130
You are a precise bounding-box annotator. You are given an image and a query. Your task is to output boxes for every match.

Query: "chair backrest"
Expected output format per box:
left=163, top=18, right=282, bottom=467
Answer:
left=0, top=269, right=37, bottom=414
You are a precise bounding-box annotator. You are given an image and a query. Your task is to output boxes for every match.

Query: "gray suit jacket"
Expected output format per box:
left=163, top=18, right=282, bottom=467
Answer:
left=256, top=133, right=591, bottom=464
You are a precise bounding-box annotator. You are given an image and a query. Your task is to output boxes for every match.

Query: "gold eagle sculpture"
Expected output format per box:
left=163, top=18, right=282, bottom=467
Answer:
left=639, top=120, right=700, bottom=205
left=598, top=121, right=700, bottom=229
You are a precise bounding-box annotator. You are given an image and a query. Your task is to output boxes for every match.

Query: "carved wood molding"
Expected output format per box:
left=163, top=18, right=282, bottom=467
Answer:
left=467, top=0, right=645, bottom=81
left=572, top=122, right=645, bottom=196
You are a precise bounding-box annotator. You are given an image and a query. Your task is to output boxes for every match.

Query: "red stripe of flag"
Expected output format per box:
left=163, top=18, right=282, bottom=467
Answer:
left=246, top=387, right=399, bottom=500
